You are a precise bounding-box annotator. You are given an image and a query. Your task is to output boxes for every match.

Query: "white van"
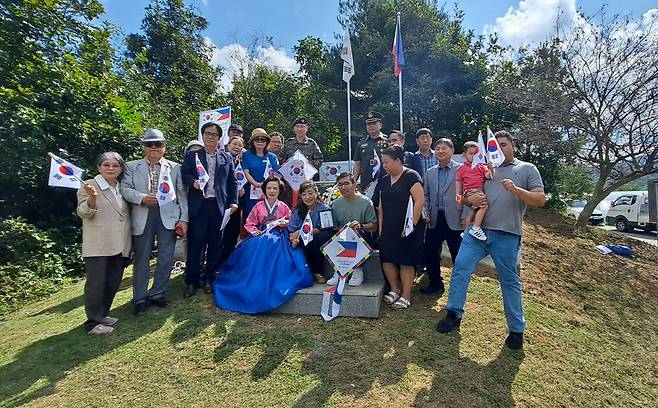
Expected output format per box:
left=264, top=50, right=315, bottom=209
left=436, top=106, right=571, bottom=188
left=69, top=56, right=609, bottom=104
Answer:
left=606, top=191, right=656, bottom=232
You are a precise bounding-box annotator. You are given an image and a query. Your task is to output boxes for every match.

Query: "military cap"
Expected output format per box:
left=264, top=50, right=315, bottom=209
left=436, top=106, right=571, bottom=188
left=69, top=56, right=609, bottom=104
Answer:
left=292, top=117, right=309, bottom=126
left=365, top=111, right=383, bottom=124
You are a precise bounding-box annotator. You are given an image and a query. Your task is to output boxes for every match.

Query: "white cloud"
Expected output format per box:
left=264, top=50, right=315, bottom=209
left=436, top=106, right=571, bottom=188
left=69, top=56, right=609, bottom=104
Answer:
left=484, top=0, right=581, bottom=47
left=204, top=37, right=300, bottom=91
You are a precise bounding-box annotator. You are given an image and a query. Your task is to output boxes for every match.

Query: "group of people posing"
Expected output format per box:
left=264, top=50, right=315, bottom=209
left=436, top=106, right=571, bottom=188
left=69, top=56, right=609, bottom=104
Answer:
left=76, top=111, right=544, bottom=350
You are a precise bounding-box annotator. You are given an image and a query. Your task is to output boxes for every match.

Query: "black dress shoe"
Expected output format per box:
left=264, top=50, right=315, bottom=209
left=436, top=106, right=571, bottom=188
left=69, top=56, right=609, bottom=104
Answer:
left=436, top=310, right=461, bottom=333
left=149, top=297, right=169, bottom=308
left=183, top=285, right=197, bottom=299
left=505, top=332, right=524, bottom=350
left=203, top=283, right=213, bottom=294
left=133, top=302, right=148, bottom=316
left=420, top=284, right=445, bottom=295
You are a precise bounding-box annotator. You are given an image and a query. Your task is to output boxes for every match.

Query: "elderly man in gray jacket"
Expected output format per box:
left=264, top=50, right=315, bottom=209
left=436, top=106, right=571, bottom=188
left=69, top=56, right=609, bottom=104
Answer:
left=421, top=138, right=467, bottom=296
left=121, top=129, right=188, bottom=316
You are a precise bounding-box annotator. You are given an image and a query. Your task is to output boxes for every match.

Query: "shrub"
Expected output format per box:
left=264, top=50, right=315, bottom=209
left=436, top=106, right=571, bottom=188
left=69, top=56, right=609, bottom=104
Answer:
left=0, top=217, right=82, bottom=315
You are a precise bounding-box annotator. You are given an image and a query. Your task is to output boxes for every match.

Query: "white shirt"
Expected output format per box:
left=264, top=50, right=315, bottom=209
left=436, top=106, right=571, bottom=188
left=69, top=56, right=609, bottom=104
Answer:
left=94, top=174, right=125, bottom=209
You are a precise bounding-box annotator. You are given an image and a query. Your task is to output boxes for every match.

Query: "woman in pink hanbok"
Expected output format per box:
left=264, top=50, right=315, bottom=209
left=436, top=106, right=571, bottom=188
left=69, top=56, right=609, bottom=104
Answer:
left=213, top=176, right=312, bottom=313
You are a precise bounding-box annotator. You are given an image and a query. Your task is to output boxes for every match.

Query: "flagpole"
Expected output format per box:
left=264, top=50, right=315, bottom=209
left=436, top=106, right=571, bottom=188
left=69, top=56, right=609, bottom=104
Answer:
left=396, top=13, right=403, bottom=133
left=398, top=70, right=403, bottom=133
left=347, top=80, right=352, bottom=172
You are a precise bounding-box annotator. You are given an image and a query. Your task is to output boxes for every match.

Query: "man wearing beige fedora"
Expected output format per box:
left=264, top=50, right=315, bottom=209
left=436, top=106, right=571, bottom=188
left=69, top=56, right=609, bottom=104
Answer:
left=121, top=129, right=188, bottom=316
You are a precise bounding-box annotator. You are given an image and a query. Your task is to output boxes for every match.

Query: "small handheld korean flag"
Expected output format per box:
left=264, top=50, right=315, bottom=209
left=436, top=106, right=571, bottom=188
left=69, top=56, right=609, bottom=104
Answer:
left=48, top=153, right=83, bottom=189
left=234, top=162, right=248, bottom=191
left=402, top=196, right=414, bottom=237
left=371, top=148, right=381, bottom=180
left=263, top=157, right=275, bottom=179
left=486, top=127, right=504, bottom=167
left=157, top=165, right=176, bottom=206
left=300, top=211, right=314, bottom=246
left=471, top=131, right=487, bottom=169
left=195, top=153, right=210, bottom=191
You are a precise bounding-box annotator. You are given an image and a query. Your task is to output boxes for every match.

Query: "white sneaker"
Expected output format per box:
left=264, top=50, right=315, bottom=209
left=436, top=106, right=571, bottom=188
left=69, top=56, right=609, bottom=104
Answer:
left=326, top=272, right=339, bottom=286
left=348, top=268, right=364, bottom=286
left=469, top=226, right=487, bottom=241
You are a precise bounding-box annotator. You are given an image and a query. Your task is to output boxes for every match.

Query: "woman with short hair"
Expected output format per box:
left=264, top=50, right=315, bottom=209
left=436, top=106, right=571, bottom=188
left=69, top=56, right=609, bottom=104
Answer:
left=377, top=146, right=425, bottom=310
left=77, top=152, right=131, bottom=335
left=288, top=181, right=331, bottom=284
left=220, top=135, right=247, bottom=263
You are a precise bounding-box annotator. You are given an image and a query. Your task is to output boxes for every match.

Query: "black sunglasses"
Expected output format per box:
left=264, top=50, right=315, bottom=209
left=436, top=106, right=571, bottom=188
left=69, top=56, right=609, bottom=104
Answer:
left=254, top=138, right=268, bottom=143
left=145, top=142, right=164, bottom=148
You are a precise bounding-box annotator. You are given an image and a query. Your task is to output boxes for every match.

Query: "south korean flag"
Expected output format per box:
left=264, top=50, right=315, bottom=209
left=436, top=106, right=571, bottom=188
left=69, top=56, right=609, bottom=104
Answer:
left=300, top=211, right=314, bottom=246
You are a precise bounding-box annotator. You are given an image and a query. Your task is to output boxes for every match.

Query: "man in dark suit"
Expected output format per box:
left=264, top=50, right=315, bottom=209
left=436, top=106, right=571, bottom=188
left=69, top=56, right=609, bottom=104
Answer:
left=181, top=122, right=238, bottom=297
left=421, top=138, right=467, bottom=296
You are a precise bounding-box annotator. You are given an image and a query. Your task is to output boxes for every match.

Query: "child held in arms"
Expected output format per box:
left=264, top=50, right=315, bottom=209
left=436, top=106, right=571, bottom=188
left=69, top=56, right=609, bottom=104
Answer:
left=455, top=141, right=493, bottom=241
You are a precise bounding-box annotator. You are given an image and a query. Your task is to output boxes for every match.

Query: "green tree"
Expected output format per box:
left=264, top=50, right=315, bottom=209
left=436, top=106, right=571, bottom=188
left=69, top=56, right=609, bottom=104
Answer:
left=293, top=0, right=487, bottom=157
left=122, top=0, right=224, bottom=159
left=483, top=41, right=574, bottom=203
left=0, top=0, right=141, bottom=228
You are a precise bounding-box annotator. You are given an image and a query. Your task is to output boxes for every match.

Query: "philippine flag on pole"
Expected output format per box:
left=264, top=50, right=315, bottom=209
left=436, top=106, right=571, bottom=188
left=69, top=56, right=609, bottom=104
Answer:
left=157, top=165, right=176, bottom=206
left=300, top=211, right=314, bottom=246
left=48, top=154, right=83, bottom=189
left=392, top=15, right=405, bottom=77
left=486, top=126, right=504, bottom=167
left=195, top=153, right=210, bottom=192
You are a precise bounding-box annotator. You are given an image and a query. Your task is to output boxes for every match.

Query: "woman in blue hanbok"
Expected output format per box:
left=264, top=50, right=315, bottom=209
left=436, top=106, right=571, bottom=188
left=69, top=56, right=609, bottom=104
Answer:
left=213, top=176, right=313, bottom=313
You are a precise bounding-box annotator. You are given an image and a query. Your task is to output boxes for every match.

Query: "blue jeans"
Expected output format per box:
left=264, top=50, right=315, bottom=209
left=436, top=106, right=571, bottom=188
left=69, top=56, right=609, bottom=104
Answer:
left=446, top=227, right=525, bottom=332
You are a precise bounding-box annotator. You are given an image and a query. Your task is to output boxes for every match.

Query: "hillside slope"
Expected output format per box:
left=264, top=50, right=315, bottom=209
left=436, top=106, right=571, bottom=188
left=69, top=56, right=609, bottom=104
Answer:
left=0, top=209, right=656, bottom=407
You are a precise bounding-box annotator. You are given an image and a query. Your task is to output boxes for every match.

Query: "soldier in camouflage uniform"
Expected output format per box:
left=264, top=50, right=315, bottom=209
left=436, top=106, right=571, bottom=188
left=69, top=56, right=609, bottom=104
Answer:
left=353, top=111, right=389, bottom=191
left=281, top=117, right=324, bottom=170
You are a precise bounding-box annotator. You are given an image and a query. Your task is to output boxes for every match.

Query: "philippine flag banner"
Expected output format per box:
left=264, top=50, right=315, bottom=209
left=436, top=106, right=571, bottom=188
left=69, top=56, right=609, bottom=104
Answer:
left=471, top=131, right=487, bottom=169
left=392, top=15, right=405, bottom=77
left=48, top=153, right=83, bottom=189
left=370, top=148, right=381, bottom=180
left=402, top=196, right=414, bottom=237
left=300, top=211, right=314, bottom=246
left=486, top=126, right=504, bottom=167
left=199, top=106, right=231, bottom=146
left=195, top=153, right=209, bottom=192
left=157, top=165, right=176, bottom=206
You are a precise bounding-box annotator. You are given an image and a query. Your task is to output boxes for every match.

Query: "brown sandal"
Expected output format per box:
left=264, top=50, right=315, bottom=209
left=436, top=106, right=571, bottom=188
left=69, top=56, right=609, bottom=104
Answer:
left=313, top=273, right=327, bottom=284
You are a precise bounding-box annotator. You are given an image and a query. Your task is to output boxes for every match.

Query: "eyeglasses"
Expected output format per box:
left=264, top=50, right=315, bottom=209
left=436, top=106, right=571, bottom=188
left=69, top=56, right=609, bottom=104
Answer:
left=144, top=142, right=164, bottom=148
left=203, top=131, right=219, bottom=138
left=254, top=138, right=268, bottom=143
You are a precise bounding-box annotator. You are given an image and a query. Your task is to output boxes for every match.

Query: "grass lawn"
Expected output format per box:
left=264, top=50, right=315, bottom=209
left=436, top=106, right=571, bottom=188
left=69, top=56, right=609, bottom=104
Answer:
left=0, top=209, right=657, bottom=407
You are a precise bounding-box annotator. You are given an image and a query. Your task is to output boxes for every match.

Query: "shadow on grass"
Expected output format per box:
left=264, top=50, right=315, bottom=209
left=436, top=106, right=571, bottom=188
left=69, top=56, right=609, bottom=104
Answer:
left=0, top=276, right=169, bottom=408
left=29, top=276, right=134, bottom=317
left=204, top=304, right=525, bottom=407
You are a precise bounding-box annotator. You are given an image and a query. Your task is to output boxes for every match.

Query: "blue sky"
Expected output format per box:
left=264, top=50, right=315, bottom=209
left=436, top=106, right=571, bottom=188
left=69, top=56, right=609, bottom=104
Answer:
left=99, top=0, right=657, bottom=89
